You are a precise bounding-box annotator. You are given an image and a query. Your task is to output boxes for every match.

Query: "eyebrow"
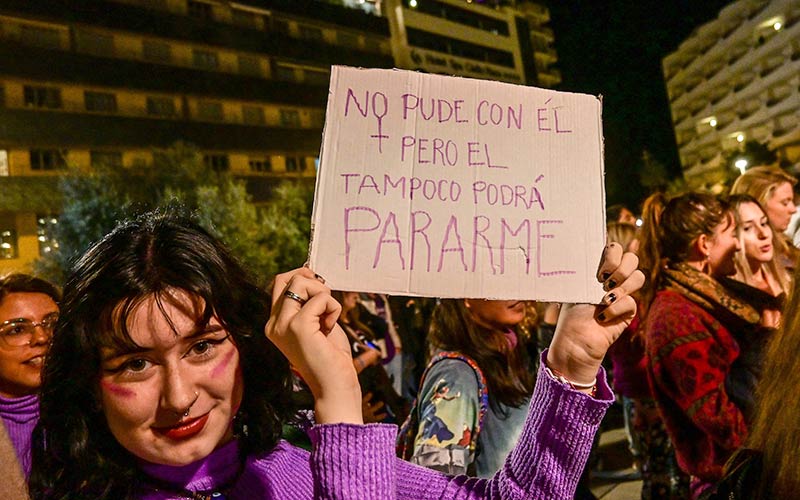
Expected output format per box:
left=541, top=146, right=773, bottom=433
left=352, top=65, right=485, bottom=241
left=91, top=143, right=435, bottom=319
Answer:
left=100, top=324, right=226, bottom=362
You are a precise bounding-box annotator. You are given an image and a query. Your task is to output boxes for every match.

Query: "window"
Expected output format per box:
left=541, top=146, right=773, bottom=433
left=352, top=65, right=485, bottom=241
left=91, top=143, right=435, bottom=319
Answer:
left=0, top=150, right=8, bottom=176
left=0, top=226, right=17, bottom=259
left=30, top=149, right=66, bottom=170
left=192, top=50, right=219, bottom=70
left=337, top=32, right=359, bottom=48
left=197, top=101, right=224, bottom=121
left=249, top=157, right=271, bottom=172
left=146, top=96, right=176, bottom=117
left=84, top=91, right=118, bottom=113
left=242, top=105, right=265, bottom=125
left=238, top=55, right=262, bottom=77
left=273, top=19, right=290, bottom=34
left=304, top=69, right=330, bottom=86
left=285, top=156, right=303, bottom=172
left=187, top=1, right=213, bottom=19
left=19, top=25, right=61, bottom=49
left=203, top=154, right=229, bottom=172
left=36, top=215, right=59, bottom=256
left=142, top=40, right=172, bottom=63
left=75, top=30, right=114, bottom=57
left=300, top=26, right=324, bottom=42
left=274, top=64, right=296, bottom=82
left=23, top=86, right=62, bottom=109
left=279, top=109, right=301, bottom=127
left=90, top=151, right=123, bottom=168
left=232, top=9, right=258, bottom=28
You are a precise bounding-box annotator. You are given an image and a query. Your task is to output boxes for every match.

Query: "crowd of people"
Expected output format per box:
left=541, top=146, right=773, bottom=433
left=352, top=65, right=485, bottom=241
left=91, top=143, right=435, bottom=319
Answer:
left=1, top=164, right=799, bottom=499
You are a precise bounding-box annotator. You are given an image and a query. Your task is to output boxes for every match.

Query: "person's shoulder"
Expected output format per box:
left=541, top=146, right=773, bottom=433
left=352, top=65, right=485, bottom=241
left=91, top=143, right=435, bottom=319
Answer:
left=425, top=356, right=481, bottom=385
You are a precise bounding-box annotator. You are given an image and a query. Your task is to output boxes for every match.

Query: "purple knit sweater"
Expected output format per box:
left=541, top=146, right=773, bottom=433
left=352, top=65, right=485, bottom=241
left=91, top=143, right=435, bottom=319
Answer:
left=137, top=360, right=612, bottom=500
left=0, top=393, right=39, bottom=477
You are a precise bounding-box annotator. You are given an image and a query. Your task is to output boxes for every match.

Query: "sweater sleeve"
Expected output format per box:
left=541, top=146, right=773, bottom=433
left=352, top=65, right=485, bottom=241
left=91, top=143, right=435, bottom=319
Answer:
left=396, top=351, right=612, bottom=500
left=308, top=423, right=398, bottom=500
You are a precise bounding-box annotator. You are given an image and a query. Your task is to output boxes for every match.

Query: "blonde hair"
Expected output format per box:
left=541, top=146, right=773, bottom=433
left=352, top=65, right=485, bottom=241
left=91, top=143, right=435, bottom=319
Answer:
left=730, top=165, right=796, bottom=210
left=747, top=262, right=800, bottom=496
left=606, top=221, right=638, bottom=251
left=728, top=194, right=790, bottom=296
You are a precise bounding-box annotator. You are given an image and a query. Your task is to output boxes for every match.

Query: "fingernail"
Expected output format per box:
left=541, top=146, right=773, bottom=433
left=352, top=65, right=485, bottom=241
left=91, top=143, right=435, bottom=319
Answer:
left=598, top=312, right=606, bottom=321
left=601, top=272, right=611, bottom=280
left=606, top=292, right=617, bottom=303
left=605, top=279, right=617, bottom=290
left=314, top=273, right=326, bottom=283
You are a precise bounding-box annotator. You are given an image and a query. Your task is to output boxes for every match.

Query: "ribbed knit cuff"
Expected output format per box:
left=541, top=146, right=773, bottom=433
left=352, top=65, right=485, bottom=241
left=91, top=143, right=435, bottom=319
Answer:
left=503, top=351, right=612, bottom=500
left=308, top=423, right=397, bottom=500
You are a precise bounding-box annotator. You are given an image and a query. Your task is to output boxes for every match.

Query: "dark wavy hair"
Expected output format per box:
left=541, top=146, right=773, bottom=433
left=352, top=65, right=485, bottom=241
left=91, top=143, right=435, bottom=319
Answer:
left=428, top=299, right=534, bottom=412
left=29, top=209, right=294, bottom=499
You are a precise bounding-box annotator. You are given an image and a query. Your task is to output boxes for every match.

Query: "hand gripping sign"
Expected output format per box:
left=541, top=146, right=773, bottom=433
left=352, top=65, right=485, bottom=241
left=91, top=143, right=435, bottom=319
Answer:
left=309, top=66, right=606, bottom=302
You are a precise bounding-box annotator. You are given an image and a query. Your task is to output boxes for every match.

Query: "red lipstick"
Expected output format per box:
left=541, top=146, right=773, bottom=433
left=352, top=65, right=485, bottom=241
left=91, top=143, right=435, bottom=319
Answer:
left=156, top=413, right=209, bottom=440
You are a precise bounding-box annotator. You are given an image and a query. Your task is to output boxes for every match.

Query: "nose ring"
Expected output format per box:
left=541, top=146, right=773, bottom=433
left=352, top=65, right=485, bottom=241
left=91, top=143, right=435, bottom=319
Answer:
left=178, top=391, right=199, bottom=418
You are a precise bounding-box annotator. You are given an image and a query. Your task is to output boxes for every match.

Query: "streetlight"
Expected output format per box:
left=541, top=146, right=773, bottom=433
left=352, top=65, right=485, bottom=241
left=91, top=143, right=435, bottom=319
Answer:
left=735, top=158, right=748, bottom=175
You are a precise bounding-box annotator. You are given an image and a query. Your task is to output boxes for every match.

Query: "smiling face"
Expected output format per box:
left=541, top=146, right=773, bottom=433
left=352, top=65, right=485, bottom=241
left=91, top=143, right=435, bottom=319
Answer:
left=98, top=289, right=243, bottom=466
left=738, top=201, right=774, bottom=267
left=0, top=292, right=58, bottom=398
left=464, top=299, right=526, bottom=330
left=707, top=213, right=740, bottom=278
left=764, top=181, right=797, bottom=232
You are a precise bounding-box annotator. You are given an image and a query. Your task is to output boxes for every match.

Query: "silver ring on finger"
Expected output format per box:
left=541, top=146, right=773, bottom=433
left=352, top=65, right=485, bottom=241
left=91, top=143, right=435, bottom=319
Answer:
left=284, top=289, right=308, bottom=306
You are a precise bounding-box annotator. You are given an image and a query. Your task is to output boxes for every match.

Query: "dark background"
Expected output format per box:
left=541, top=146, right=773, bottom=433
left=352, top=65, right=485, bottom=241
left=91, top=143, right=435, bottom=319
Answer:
left=545, top=0, right=732, bottom=210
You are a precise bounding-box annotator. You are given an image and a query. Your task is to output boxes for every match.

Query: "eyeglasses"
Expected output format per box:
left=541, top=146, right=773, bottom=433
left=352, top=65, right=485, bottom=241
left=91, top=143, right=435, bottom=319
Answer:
left=0, top=313, right=59, bottom=347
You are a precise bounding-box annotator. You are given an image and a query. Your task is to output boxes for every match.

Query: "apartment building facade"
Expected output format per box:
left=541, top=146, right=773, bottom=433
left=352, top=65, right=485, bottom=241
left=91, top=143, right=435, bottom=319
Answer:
left=0, top=0, right=558, bottom=272
left=663, top=0, right=800, bottom=188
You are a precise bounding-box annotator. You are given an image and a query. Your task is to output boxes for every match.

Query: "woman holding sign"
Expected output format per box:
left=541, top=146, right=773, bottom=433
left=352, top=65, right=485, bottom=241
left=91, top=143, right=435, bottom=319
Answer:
left=29, top=209, right=642, bottom=500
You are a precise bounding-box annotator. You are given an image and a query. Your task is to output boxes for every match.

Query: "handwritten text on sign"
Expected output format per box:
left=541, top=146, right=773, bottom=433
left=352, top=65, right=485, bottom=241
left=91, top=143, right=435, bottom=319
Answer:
left=309, top=67, right=606, bottom=302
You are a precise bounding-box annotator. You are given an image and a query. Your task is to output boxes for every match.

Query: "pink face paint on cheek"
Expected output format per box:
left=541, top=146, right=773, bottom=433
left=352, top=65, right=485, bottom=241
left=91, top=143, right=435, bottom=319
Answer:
left=100, top=379, right=135, bottom=398
left=211, top=348, right=236, bottom=378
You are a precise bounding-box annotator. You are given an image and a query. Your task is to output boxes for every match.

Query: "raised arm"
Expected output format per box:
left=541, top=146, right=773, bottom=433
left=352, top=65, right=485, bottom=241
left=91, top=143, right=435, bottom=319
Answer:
left=266, top=242, right=643, bottom=500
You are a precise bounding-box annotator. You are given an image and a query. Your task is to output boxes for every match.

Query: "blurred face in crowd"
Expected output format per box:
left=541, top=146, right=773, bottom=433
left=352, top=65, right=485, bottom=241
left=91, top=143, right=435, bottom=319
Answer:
left=617, top=208, right=637, bottom=225
left=98, top=290, right=243, bottom=466
left=340, top=292, right=359, bottom=314
left=464, top=299, right=526, bottom=331
left=764, top=182, right=796, bottom=232
left=706, top=213, right=740, bottom=278
left=738, top=201, right=773, bottom=267
left=0, top=292, right=58, bottom=398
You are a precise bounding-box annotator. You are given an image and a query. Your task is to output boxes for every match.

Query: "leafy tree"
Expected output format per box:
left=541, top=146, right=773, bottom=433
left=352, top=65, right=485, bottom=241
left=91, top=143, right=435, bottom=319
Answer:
left=35, top=143, right=313, bottom=287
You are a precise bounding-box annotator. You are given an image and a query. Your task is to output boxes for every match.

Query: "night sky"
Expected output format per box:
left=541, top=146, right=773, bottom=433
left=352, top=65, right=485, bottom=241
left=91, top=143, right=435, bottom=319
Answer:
left=545, top=0, right=732, bottom=210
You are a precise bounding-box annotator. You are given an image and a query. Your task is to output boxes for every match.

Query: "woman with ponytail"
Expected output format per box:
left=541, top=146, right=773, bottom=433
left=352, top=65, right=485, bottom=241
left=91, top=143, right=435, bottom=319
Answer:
left=640, top=192, right=755, bottom=499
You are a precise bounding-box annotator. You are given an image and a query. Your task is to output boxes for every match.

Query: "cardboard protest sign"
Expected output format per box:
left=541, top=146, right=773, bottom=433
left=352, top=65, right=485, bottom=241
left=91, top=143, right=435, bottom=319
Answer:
left=309, top=66, right=606, bottom=302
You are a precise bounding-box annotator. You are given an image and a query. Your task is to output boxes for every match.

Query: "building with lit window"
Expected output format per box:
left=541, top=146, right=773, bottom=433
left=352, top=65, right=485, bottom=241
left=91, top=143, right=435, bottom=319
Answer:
left=0, top=0, right=558, bottom=272
left=663, top=0, right=800, bottom=188
left=385, top=0, right=560, bottom=86
left=0, top=0, right=393, bottom=271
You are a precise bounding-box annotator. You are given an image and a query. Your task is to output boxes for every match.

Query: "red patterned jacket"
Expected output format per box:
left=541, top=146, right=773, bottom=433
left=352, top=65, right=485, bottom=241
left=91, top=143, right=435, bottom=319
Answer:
left=645, top=289, right=748, bottom=482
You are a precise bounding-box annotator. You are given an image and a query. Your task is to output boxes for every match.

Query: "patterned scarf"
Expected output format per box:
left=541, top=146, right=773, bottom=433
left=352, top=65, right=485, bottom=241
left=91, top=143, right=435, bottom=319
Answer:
left=662, top=262, right=760, bottom=328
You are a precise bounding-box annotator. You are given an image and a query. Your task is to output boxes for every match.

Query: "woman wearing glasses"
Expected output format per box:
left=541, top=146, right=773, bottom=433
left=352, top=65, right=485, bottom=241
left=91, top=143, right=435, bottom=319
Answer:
left=0, top=273, right=60, bottom=478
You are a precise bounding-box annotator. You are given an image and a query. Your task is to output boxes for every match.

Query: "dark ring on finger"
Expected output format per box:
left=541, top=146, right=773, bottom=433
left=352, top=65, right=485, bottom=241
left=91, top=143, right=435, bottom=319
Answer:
left=284, top=290, right=308, bottom=306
